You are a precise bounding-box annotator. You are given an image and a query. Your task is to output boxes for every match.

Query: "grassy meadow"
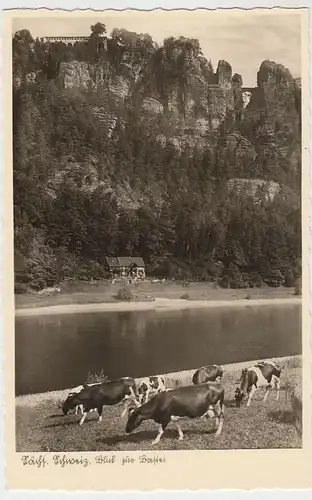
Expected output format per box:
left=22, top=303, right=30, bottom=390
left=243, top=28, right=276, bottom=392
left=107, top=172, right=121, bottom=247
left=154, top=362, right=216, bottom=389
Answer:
left=15, top=279, right=298, bottom=310
left=16, top=356, right=302, bottom=452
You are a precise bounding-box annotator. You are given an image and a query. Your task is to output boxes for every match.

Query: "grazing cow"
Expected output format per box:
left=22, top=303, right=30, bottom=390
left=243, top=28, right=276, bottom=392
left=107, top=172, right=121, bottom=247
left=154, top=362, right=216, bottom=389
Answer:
left=62, top=377, right=140, bottom=425
left=126, top=382, right=225, bottom=445
left=234, top=361, right=281, bottom=407
left=67, top=383, right=102, bottom=415
left=192, top=365, right=224, bottom=385
left=137, top=376, right=166, bottom=404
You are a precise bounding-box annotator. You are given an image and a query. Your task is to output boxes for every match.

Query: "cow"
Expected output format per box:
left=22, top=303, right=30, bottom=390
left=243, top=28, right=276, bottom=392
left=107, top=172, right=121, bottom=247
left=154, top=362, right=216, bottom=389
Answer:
left=125, top=382, right=225, bottom=445
left=137, top=376, right=166, bottom=404
left=61, top=377, right=140, bottom=425
left=192, top=365, right=224, bottom=385
left=67, top=383, right=102, bottom=415
left=234, top=361, right=282, bottom=407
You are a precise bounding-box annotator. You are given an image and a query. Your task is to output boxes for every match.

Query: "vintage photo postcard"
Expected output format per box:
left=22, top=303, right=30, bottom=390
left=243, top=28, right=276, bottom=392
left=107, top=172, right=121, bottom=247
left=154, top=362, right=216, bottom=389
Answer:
left=2, top=6, right=312, bottom=491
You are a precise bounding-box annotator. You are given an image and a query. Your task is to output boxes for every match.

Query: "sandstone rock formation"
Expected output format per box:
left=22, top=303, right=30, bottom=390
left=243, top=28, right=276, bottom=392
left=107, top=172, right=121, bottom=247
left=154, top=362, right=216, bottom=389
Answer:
left=207, top=84, right=226, bottom=130
left=54, top=52, right=300, bottom=174
left=58, top=61, right=91, bottom=89
left=216, top=60, right=234, bottom=111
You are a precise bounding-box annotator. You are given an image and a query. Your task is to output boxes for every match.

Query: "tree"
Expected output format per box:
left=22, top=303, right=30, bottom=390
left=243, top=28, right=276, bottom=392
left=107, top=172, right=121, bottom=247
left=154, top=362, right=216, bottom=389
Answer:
left=90, top=22, right=107, bottom=37
left=13, top=29, right=35, bottom=76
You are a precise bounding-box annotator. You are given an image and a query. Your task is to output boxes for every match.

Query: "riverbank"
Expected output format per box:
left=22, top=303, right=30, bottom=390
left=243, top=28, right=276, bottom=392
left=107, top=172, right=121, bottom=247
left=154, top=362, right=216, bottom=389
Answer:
left=16, top=296, right=301, bottom=317
left=16, top=355, right=302, bottom=451
left=15, top=281, right=299, bottom=312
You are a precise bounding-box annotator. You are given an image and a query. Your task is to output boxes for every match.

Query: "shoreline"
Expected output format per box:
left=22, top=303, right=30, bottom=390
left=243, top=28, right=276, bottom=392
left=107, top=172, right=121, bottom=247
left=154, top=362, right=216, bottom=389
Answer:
left=16, top=354, right=301, bottom=407
left=15, top=296, right=301, bottom=317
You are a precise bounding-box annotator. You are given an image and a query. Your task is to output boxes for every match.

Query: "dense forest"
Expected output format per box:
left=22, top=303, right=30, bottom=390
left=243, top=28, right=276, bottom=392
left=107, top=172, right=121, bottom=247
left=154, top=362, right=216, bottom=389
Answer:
left=13, top=23, right=302, bottom=291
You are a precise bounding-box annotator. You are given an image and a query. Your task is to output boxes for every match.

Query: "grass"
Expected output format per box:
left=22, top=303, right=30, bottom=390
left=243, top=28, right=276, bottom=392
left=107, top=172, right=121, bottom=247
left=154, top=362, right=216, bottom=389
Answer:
left=16, top=357, right=302, bottom=452
left=86, top=369, right=109, bottom=384
left=15, top=280, right=298, bottom=310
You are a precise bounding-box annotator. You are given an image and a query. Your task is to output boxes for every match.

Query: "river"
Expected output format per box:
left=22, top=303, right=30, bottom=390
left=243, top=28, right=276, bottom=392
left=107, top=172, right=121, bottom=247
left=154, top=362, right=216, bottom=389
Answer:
left=15, top=303, right=301, bottom=395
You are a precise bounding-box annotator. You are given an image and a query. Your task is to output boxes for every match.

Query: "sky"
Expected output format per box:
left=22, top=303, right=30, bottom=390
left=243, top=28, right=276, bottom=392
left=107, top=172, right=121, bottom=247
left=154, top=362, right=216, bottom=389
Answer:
left=12, top=9, right=302, bottom=87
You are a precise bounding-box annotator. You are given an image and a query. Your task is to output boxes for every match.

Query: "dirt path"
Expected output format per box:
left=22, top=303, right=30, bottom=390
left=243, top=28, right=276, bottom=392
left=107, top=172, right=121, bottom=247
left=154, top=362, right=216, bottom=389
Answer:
left=16, top=296, right=301, bottom=317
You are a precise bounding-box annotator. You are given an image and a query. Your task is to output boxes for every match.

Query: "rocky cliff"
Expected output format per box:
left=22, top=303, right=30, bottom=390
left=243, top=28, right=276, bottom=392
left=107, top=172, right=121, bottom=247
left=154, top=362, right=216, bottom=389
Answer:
left=56, top=53, right=301, bottom=182
left=16, top=30, right=301, bottom=199
left=13, top=30, right=302, bottom=288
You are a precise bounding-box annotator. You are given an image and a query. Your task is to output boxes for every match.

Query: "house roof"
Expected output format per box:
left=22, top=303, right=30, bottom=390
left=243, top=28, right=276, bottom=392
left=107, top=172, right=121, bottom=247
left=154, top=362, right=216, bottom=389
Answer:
left=106, top=257, right=145, bottom=268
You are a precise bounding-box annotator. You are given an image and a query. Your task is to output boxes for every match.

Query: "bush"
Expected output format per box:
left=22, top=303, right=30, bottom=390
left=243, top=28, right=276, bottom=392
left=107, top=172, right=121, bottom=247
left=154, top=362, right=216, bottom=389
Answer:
left=262, top=269, right=284, bottom=287
left=181, top=293, right=190, bottom=300
left=218, top=265, right=249, bottom=289
left=86, top=369, right=109, bottom=384
left=248, top=271, right=263, bottom=288
left=76, top=261, right=106, bottom=281
left=116, top=286, right=135, bottom=301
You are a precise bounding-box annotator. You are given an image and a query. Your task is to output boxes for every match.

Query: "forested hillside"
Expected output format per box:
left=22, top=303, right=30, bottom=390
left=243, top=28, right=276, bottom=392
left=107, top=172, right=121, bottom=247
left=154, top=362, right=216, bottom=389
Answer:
left=13, top=24, right=302, bottom=291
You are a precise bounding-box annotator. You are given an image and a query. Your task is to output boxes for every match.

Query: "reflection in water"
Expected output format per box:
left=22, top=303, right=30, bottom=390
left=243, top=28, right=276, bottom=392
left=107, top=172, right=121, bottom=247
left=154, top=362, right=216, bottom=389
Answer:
left=15, top=304, right=301, bottom=396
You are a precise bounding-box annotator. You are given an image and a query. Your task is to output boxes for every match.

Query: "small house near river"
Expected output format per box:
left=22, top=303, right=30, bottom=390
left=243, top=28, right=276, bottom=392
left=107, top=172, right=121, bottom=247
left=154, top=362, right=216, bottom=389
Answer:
left=105, top=257, right=146, bottom=280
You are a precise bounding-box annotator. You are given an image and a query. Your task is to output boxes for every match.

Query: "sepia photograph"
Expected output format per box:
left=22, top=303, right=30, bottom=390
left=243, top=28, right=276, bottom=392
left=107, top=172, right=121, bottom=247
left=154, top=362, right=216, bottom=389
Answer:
left=8, top=7, right=306, bottom=462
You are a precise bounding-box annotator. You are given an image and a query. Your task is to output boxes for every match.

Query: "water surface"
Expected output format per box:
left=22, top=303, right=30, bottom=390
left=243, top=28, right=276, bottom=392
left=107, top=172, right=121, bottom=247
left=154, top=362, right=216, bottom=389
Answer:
left=15, top=303, right=301, bottom=395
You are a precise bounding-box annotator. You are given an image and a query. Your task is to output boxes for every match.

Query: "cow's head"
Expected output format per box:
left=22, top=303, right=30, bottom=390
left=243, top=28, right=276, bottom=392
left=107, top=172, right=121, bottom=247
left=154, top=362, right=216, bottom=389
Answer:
left=234, top=387, right=245, bottom=407
left=61, top=394, right=78, bottom=415
left=125, top=406, right=143, bottom=433
left=235, top=368, right=248, bottom=407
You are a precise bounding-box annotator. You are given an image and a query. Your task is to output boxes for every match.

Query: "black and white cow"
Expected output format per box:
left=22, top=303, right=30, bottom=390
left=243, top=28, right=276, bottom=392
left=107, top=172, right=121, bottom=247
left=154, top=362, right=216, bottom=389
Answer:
left=62, top=377, right=140, bottom=425
left=67, top=383, right=102, bottom=415
left=137, top=376, right=166, bottom=404
left=192, top=365, right=224, bottom=385
left=126, top=382, right=225, bottom=445
left=234, top=361, right=282, bottom=407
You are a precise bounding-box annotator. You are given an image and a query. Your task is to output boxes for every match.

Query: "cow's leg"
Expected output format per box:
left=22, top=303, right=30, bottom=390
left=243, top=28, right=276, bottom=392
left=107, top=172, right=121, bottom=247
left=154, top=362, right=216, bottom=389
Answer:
left=275, top=378, right=281, bottom=401
left=214, top=402, right=225, bottom=436
left=75, top=406, right=79, bottom=415
left=96, top=405, right=103, bottom=423
left=129, top=387, right=141, bottom=407
left=263, top=385, right=270, bottom=402
left=171, top=416, right=184, bottom=441
left=152, top=424, right=165, bottom=445
left=121, top=399, right=130, bottom=418
left=79, top=411, right=88, bottom=426
left=134, top=397, right=141, bottom=407
left=152, top=413, right=170, bottom=445
left=247, top=385, right=256, bottom=407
